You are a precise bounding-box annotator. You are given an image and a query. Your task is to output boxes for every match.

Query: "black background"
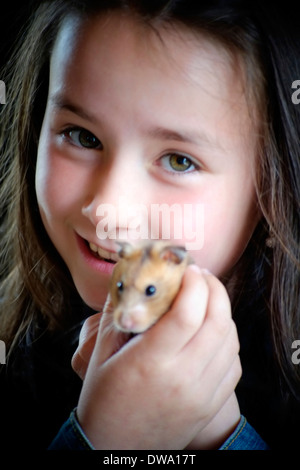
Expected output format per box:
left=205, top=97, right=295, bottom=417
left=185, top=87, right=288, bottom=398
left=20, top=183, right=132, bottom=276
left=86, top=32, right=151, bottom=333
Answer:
left=0, top=1, right=37, bottom=71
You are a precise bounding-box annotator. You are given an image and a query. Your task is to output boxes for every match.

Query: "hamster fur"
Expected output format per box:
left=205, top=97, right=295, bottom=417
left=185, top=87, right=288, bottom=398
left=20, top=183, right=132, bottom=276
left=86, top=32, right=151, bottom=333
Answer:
left=110, top=241, right=193, bottom=333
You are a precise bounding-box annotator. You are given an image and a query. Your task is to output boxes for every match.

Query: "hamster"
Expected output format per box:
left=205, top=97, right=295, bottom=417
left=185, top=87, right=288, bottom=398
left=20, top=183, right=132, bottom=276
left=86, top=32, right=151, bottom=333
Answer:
left=110, top=241, right=193, bottom=333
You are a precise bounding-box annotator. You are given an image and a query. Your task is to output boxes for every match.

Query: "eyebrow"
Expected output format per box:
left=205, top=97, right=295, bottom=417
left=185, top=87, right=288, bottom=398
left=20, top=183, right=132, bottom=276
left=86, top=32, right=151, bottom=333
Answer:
left=50, top=93, right=220, bottom=148
left=147, top=126, right=217, bottom=147
left=50, top=93, right=99, bottom=124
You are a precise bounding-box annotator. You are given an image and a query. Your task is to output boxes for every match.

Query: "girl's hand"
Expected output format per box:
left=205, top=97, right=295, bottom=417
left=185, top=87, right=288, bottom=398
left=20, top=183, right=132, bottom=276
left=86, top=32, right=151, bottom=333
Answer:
left=72, top=266, right=241, bottom=450
left=72, top=295, right=130, bottom=381
left=72, top=312, right=102, bottom=381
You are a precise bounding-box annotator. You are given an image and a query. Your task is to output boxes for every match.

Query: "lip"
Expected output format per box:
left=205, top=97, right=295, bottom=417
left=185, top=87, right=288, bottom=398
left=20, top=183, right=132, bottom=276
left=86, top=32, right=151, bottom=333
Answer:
left=75, top=233, right=117, bottom=275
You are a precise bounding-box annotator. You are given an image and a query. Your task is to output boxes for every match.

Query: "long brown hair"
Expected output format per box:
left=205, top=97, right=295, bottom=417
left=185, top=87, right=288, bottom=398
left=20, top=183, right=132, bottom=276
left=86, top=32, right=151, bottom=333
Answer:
left=1, top=0, right=299, bottom=397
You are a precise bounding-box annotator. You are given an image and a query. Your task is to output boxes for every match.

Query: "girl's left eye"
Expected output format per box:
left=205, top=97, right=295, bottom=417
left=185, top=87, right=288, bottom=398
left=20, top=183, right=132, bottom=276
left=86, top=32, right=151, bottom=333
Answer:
left=159, top=153, right=199, bottom=173
left=62, top=127, right=103, bottom=150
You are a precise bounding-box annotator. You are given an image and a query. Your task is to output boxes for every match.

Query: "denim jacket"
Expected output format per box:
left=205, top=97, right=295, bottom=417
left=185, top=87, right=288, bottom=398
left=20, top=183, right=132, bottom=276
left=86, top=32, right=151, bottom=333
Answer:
left=48, top=409, right=269, bottom=450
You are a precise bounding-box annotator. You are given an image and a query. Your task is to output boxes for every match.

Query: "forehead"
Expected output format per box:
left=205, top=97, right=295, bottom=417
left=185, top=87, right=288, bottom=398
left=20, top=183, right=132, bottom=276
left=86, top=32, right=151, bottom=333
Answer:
left=48, top=11, right=256, bottom=157
left=50, top=11, right=246, bottom=99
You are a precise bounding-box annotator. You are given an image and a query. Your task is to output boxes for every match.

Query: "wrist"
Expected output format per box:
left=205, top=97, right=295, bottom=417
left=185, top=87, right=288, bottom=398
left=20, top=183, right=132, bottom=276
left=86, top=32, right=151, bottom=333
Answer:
left=186, top=393, right=240, bottom=450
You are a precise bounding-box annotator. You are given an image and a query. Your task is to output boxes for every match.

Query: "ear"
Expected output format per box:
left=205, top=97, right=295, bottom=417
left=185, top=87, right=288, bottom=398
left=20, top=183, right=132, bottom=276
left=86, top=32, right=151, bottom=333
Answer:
left=116, top=241, right=135, bottom=259
left=159, top=245, right=187, bottom=264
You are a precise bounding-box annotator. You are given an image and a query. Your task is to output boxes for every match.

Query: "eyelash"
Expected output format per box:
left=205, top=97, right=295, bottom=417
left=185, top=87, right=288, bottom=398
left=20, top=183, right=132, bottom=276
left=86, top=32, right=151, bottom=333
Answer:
left=158, top=153, right=201, bottom=175
left=60, top=127, right=201, bottom=174
left=61, top=127, right=103, bottom=150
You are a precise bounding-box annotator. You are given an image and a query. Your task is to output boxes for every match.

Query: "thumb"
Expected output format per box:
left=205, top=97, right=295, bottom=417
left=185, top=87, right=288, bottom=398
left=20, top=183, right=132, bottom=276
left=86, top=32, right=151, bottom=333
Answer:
left=95, top=294, right=132, bottom=364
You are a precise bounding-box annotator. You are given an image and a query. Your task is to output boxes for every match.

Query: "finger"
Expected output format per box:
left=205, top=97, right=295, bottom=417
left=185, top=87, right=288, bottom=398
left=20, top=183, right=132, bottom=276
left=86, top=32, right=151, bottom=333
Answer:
left=79, top=313, right=102, bottom=354
left=139, top=265, right=209, bottom=358
left=71, top=312, right=102, bottom=379
left=202, top=271, right=232, bottom=330
left=94, top=294, right=133, bottom=364
left=200, top=322, right=241, bottom=396
left=184, top=273, right=239, bottom=376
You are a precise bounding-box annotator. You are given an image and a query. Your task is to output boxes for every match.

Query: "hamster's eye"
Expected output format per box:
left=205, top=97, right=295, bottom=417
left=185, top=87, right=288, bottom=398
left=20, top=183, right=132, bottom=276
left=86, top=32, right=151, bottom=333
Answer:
left=145, top=285, right=156, bottom=296
left=117, top=281, right=124, bottom=292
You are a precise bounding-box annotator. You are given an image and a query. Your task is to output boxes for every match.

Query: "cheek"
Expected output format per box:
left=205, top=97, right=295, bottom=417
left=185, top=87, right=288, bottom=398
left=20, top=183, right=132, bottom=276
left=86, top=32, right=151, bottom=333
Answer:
left=189, top=183, right=259, bottom=276
left=36, top=129, right=62, bottom=216
left=36, top=114, right=92, bottom=216
left=36, top=155, right=58, bottom=219
left=36, top=142, right=83, bottom=223
left=146, top=190, right=204, bottom=248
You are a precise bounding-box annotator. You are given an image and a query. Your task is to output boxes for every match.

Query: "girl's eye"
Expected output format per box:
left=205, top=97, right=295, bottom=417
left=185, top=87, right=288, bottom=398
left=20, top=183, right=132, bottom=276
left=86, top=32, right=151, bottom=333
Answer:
left=160, top=153, right=198, bottom=173
left=62, top=128, right=103, bottom=150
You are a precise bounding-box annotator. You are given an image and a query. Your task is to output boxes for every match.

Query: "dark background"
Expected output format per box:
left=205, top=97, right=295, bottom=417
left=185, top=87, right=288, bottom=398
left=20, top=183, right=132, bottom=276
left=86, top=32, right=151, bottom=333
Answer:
left=0, top=1, right=299, bottom=70
left=0, top=2, right=33, bottom=69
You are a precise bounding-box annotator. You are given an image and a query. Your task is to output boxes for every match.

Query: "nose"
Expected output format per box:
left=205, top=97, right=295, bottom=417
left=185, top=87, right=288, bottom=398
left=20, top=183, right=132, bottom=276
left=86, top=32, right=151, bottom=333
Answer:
left=114, top=305, right=148, bottom=333
left=82, top=155, right=149, bottom=241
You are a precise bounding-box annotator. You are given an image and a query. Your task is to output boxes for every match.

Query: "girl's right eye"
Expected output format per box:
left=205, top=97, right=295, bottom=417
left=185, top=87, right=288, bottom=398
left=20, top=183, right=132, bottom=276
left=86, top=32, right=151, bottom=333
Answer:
left=62, top=127, right=103, bottom=150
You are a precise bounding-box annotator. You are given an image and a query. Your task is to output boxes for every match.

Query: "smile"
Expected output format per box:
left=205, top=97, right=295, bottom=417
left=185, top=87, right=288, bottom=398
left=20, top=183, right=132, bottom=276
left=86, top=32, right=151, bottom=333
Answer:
left=87, top=241, right=119, bottom=263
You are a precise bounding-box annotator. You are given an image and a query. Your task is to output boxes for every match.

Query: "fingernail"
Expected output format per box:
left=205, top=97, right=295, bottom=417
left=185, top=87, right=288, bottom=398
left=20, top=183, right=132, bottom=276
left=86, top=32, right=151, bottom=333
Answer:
left=188, top=264, right=201, bottom=274
left=201, top=268, right=212, bottom=275
left=188, top=265, right=212, bottom=276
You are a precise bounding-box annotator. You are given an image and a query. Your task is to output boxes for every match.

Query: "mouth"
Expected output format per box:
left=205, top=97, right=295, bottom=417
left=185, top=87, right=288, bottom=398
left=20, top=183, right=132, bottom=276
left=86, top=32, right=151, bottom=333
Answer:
left=87, top=241, right=119, bottom=264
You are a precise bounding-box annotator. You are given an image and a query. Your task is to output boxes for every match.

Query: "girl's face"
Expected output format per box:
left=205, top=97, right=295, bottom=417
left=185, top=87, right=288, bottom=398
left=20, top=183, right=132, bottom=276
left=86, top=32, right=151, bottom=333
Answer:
left=36, top=12, right=260, bottom=310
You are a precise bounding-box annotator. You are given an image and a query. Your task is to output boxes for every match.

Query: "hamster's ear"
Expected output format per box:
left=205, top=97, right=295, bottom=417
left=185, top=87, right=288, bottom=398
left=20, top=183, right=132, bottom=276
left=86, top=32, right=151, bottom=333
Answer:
left=116, top=241, right=134, bottom=258
left=159, top=245, right=187, bottom=264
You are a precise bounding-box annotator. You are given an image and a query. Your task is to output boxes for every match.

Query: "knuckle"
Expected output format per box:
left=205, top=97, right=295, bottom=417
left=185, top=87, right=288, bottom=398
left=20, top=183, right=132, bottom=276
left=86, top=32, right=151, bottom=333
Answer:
left=175, top=277, right=209, bottom=332
left=212, top=310, right=232, bottom=338
left=179, top=307, right=203, bottom=332
left=232, top=356, right=243, bottom=384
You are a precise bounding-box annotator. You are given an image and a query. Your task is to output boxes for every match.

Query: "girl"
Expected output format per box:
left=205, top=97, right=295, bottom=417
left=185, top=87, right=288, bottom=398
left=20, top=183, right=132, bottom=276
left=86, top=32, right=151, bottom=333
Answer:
left=0, top=0, right=299, bottom=450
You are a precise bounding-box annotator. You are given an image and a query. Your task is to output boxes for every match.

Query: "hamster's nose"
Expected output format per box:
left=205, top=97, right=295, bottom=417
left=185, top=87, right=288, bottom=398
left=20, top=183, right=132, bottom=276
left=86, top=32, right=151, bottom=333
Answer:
left=114, top=306, right=147, bottom=333
left=118, top=314, right=137, bottom=332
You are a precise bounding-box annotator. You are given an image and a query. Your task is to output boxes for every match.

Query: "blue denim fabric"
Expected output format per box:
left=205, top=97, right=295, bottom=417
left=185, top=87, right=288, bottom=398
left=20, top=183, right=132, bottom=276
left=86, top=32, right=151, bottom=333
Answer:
left=48, top=410, right=268, bottom=450
left=219, top=416, right=269, bottom=450
left=48, top=409, right=94, bottom=450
